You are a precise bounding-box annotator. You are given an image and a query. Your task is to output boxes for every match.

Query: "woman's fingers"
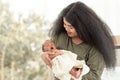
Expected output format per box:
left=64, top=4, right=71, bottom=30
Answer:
left=69, top=67, right=83, bottom=78
left=41, top=52, right=53, bottom=67
left=45, top=54, right=53, bottom=67
left=75, top=69, right=82, bottom=78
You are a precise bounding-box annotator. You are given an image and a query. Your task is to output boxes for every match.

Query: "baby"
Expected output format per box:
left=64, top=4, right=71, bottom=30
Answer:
left=42, top=40, right=89, bottom=80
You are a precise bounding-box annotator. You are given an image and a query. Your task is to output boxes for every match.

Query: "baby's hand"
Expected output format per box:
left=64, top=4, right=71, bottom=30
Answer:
left=49, top=49, right=63, bottom=59
left=49, top=49, right=63, bottom=60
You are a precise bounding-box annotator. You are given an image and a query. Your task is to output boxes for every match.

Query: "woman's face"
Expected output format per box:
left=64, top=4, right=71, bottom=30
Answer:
left=63, top=17, right=78, bottom=38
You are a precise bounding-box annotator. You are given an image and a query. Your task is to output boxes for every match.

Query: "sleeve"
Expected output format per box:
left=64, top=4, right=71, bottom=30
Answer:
left=82, top=47, right=105, bottom=80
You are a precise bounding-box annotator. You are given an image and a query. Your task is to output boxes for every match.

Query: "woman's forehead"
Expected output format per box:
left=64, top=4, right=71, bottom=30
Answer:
left=63, top=17, right=72, bottom=25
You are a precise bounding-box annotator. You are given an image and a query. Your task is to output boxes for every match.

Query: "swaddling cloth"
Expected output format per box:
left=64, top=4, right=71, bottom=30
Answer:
left=51, top=50, right=89, bottom=80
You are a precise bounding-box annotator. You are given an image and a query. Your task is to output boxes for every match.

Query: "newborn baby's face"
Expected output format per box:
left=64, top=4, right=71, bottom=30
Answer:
left=44, top=40, right=56, bottom=51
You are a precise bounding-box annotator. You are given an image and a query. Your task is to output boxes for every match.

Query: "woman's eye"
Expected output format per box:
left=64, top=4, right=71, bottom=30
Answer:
left=64, top=23, right=66, bottom=25
left=70, top=26, right=73, bottom=29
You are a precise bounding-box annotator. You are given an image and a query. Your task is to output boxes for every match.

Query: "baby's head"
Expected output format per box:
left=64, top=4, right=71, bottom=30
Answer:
left=43, top=40, right=56, bottom=52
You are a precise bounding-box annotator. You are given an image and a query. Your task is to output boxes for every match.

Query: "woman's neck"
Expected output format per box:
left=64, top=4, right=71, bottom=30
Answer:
left=72, top=37, right=83, bottom=45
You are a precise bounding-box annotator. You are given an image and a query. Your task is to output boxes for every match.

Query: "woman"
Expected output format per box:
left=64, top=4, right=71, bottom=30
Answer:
left=41, top=1, right=116, bottom=80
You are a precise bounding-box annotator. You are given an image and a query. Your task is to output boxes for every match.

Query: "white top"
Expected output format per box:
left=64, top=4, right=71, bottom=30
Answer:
left=51, top=50, right=90, bottom=80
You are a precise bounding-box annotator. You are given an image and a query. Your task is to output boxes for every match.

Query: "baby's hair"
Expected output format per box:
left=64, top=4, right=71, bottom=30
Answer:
left=42, top=44, right=45, bottom=52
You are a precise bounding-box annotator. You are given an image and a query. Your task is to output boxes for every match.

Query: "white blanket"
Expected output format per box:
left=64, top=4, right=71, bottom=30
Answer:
left=51, top=50, right=89, bottom=80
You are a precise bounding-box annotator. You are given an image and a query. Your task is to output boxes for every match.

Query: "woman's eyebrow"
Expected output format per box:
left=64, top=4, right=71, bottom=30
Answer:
left=63, top=22, right=72, bottom=26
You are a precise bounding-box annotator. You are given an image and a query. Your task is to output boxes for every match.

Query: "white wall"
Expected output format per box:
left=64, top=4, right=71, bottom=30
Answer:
left=44, top=0, right=120, bottom=35
left=80, top=0, right=120, bottom=35
left=2, top=0, right=120, bottom=35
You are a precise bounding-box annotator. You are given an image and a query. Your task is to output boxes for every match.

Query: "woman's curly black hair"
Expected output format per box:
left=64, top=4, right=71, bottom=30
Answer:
left=49, top=1, right=116, bottom=69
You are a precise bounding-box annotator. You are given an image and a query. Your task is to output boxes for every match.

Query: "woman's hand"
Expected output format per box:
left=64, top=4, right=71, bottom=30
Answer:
left=41, top=51, right=54, bottom=68
left=69, top=66, right=83, bottom=79
left=41, top=50, right=63, bottom=68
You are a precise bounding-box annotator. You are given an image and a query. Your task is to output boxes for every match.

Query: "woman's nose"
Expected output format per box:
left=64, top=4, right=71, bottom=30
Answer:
left=65, top=26, right=70, bottom=31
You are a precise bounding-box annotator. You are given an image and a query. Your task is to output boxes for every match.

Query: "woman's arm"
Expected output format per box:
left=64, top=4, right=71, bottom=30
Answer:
left=82, top=47, right=105, bottom=80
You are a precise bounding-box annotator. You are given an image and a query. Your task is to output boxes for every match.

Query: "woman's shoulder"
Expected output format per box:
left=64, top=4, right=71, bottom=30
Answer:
left=52, top=33, right=68, bottom=40
left=54, top=33, right=69, bottom=43
left=52, top=33, right=69, bottom=49
left=59, top=32, right=68, bottom=38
